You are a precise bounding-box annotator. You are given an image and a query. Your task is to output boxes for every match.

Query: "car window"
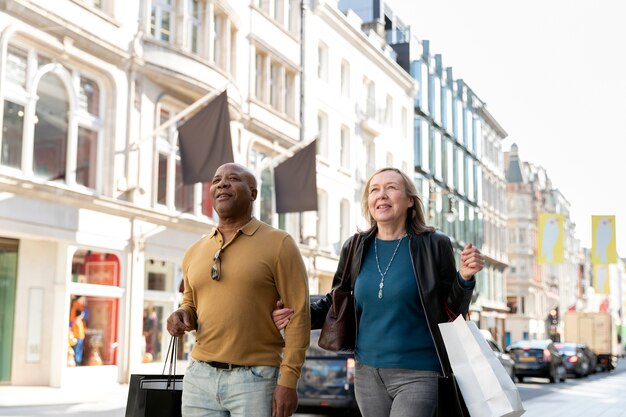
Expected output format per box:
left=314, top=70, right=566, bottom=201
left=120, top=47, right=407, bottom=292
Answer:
left=487, top=340, right=502, bottom=353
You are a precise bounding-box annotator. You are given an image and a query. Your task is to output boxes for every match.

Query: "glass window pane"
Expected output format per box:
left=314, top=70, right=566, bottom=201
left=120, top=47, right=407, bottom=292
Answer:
left=161, top=11, right=171, bottom=41
left=260, top=168, right=273, bottom=225
left=6, top=46, right=27, bottom=87
left=69, top=295, right=119, bottom=366
left=34, top=74, right=69, bottom=182
left=1, top=101, right=24, bottom=169
left=255, top=53, right=264, bottom=100
left=76, top=127, right=98, bottom=189
left=157, top=153, right=168, bottom=205
left=175, top=158, right=194, bottom=212
left=79, top=77, right=100, bottom=116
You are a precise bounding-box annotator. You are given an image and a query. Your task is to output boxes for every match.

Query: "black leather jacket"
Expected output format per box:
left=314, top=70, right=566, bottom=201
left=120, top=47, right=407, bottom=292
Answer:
left=311, top=227, right=474, bottom=376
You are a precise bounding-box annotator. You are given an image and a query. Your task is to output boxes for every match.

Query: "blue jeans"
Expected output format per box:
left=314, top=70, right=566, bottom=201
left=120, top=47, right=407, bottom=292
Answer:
left=182, top=358, right=278, bottom=417
left=354, top=362, right=439, bottom=417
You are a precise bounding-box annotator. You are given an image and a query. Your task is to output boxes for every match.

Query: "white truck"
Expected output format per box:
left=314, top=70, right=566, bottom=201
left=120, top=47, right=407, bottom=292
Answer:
left=563, top=312, right=618, bottom=371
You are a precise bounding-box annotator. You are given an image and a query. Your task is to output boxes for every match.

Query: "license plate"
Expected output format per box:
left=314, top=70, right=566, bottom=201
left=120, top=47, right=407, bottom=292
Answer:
left=519, top=356, right=536, bottom=362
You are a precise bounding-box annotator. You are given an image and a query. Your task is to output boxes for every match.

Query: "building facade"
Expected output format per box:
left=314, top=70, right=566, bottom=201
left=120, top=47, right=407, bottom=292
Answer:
left=301, top=0, right=415, bottom=294
left=0, top=0, right=304, bottom=387
left=504, top=144, right=579, bottom=344
left=355, top=0, right=510, bottom=345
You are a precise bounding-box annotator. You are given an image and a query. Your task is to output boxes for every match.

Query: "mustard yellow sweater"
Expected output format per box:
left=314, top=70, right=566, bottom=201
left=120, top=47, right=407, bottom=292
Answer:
left=180, top=218, right=310, bottom=388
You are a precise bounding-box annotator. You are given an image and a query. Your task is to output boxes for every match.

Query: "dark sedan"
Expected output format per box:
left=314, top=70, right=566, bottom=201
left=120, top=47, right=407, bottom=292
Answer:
left=296, top=329, right=360, bottom=416
left=507, top=339, right=567, bottom=383
left=554, top=342, right=590, bottom=378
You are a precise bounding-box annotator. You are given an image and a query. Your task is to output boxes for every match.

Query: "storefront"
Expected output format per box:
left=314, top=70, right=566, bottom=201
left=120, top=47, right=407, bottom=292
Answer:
left=0, top=192, right=204, bottom=388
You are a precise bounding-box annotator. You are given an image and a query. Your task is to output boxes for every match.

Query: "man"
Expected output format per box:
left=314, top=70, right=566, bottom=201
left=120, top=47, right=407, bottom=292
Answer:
left=167, top=163, right=310, bottom=417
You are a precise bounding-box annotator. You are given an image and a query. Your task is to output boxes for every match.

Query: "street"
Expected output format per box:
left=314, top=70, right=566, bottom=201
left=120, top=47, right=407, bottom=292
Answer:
left=0, top=361, right=625, bottom=417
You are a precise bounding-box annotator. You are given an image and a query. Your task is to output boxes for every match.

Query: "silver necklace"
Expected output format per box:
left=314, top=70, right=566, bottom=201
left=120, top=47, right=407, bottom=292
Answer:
left=374, top=234, right=406, bottom=300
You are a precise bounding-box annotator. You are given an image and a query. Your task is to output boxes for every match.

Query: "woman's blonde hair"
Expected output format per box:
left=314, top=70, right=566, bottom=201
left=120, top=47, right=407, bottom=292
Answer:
left=361, top=167, right=435, bottom=235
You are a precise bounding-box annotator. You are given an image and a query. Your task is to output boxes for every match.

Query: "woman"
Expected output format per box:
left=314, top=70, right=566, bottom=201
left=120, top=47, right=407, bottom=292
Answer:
left=274, top=167, right=484, bottom=417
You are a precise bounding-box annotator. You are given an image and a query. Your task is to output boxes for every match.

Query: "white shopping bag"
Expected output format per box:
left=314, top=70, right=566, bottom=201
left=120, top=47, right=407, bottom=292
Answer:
left=438, top=315, right=525, bottom=417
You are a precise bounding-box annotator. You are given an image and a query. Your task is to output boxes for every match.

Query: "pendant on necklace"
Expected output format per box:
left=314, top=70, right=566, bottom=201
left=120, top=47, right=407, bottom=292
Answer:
left=378, top=289, right=383, bottom=299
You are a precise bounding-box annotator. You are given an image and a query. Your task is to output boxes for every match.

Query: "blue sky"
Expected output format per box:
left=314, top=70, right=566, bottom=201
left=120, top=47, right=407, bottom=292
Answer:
left=390, top=0, right=626, bottom=256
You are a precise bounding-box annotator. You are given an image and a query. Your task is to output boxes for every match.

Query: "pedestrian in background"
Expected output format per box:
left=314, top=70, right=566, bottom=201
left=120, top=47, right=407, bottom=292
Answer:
left=274, top=167, right=483, bottom=417
left=167, top=163, right=310, bottom=417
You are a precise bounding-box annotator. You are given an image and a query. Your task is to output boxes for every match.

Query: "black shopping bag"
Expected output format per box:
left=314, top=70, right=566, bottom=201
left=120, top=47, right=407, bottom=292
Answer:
left=125, top=373, right=182, bottom=417
left=125, top=337, right=183, bottom=417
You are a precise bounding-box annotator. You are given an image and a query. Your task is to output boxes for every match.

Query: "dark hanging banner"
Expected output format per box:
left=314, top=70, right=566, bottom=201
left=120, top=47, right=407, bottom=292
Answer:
left=274, top=140, right=318, bottom=213
left=178, top=90, right=234, bottom=184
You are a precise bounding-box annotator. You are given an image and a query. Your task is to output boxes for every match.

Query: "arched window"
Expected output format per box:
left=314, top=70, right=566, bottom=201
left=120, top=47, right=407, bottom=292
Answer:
left=1, top=43, right=105, bottom=192
left=33, top=73, right=69, bottom=182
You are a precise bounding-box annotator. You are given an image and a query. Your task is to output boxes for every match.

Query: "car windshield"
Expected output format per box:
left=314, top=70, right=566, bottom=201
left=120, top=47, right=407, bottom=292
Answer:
left=554, top=344, right=576, bottom=355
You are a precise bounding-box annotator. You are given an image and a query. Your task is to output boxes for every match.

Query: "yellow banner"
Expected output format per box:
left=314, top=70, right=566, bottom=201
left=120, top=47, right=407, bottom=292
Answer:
left=593, top=264, right=610, bottom=295
left=591, top=215, right=617, bottom=264
left=537, top=213, right=564, bottom=264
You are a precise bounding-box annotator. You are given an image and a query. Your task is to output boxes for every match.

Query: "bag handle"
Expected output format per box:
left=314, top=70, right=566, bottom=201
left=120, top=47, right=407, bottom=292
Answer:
left=331, top=233, right=361, bottom=317
left=162, top=336, right=178, bottom=390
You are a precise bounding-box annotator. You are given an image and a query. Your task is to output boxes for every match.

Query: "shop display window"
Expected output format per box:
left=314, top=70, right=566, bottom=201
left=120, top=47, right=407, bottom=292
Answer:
left=68, top=250, right=120, bottom=367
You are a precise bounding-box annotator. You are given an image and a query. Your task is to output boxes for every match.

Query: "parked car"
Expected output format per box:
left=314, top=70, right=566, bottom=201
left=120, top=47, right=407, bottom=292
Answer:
left=579, top=343, right=598, bottom=374
left=296, top=328, right=360, bottom=416
left=296, top=295, right=359, bottom=416
left=554, top=342, right=590, bottom=378
left=507, top=339, right=567, bottom=383
left=480, top=330, right=515, bottom=380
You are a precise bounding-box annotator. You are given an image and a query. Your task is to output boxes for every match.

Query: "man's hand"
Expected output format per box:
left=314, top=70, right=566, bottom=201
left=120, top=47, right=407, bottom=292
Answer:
left=166, top=309, right=193, bottom=336
left=272, top=385, right=297, bottom=417
left=460, top=242, right=484, bottom=280
left=272, top=300, right=294, bottom=331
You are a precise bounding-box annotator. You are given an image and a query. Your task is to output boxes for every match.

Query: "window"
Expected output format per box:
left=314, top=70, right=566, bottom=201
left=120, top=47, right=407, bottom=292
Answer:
left=3, top=49, right=106, bottom=189
left=255, top=52, right=266, bottom=101
left=317, top=112, right=328, bottom=158
left=415, top=118, right=429, bottom=172
left=254, top=48, right=297, bottom=119
left=259, top=167, right=274, bottom=225
left=33, top=73, right=69, bottom=182
left=270, top=62, right=282, bottom=109
left=385, top=95, right=393, bottom=127
left=273, top=0, right=284, bottom=24
left=155, top=105, right=199, bottom=213
left=187, top=0, right=201, bottom=54
left=283, top=69, right=296, bottom=118
left=364, top=78, right=375, bottom=119
left=339, top=199, right=350, bottom=244
left=446, top=139, right=454, bottom=185
left=434, top=130, right=442, bottom=180
left=341, top=59, right=350, bottom=97
left=150, top=0, right=174, bottom=43
left=340, top=125, right=350, bottom=169
left=76, top=127, right=98, bottom=189
left=287, top=0, right=299, bottom=34
left=445, top=87, right=453, bottom=134
left=455, top=100, right=463, bottom=143
left=318, top=42, right=328, bottom=82
left=1, top=101, right=24, bottom=169
left=6, top=45, right=27, bottom=87
left=213, top=12, right=224, bottom=68
left=456, top=148, right=465, bottom=195
left=433, top=75, right=441, bottom=124
left=69, top=250, right=121, bottom=367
